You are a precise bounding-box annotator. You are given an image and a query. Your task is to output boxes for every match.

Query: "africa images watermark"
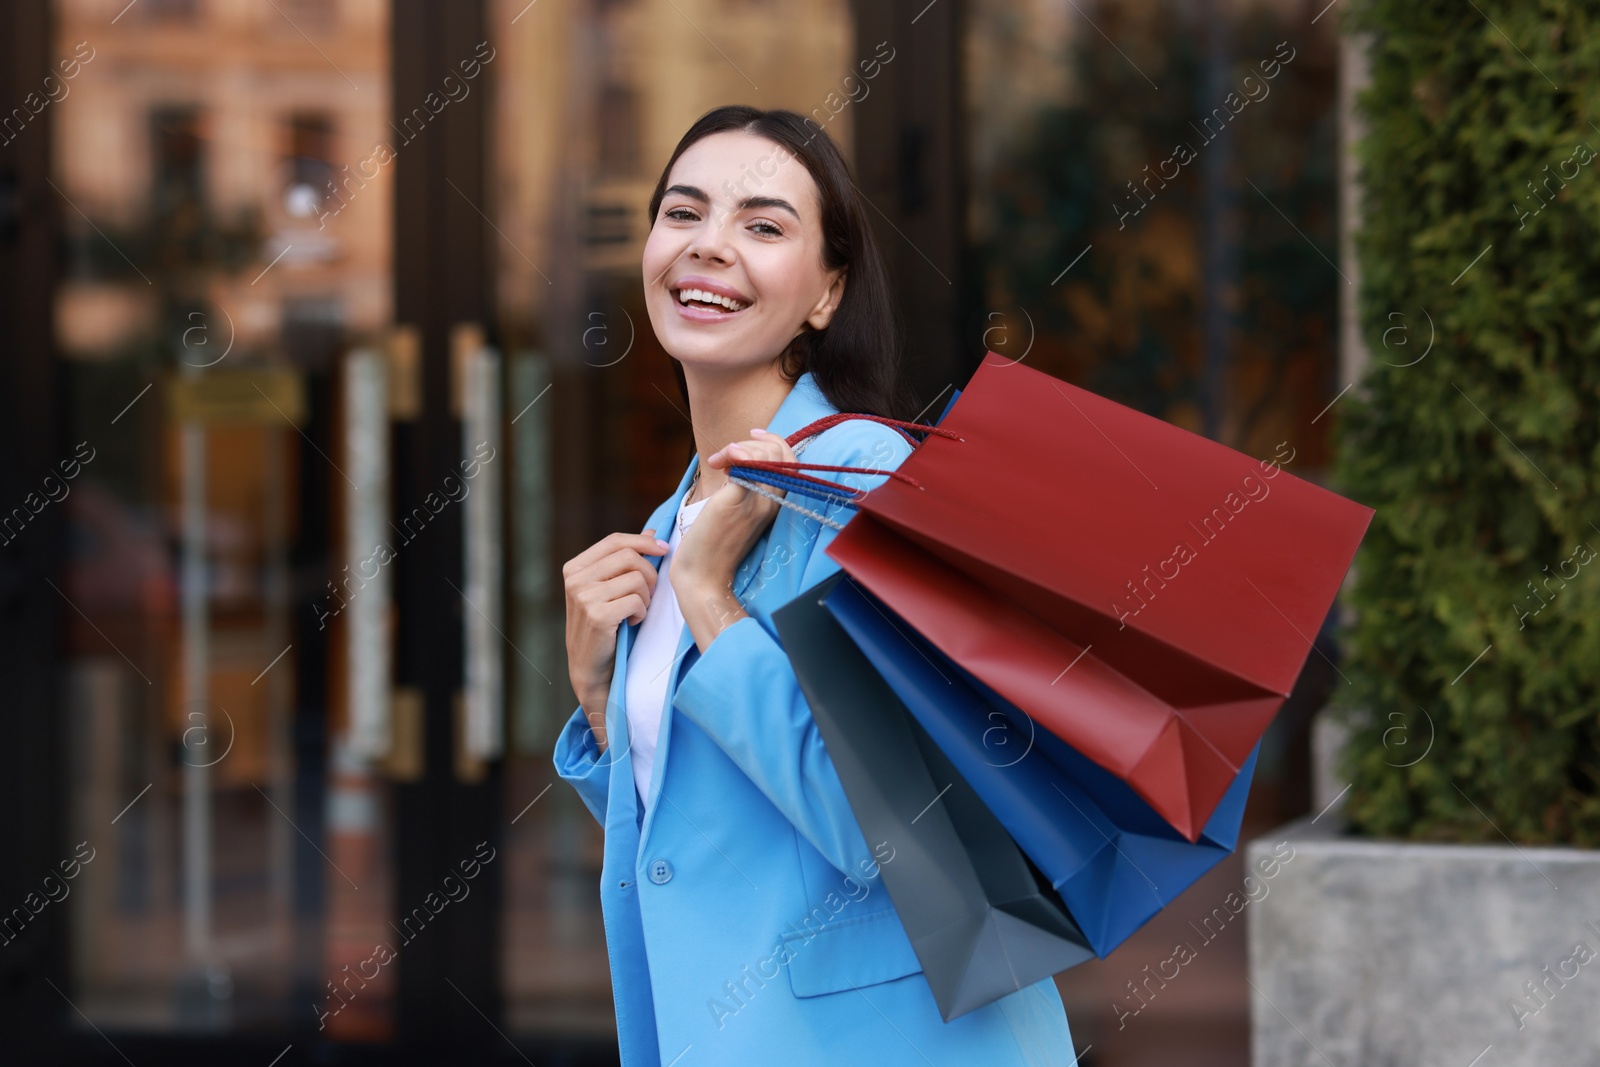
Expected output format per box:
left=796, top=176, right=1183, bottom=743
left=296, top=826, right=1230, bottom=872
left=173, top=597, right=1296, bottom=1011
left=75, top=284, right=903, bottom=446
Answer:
left=797, top=41, right=896, bottom=146
left=1114, top=40, right=1297, bottom=230
left=734, top=434, right=902, bottom=597
left=1513, top=527, right=1597, bottom=630
left=696, top=431, right=905, bottom=639
left=0, top=441, right=98, bottom=548
left=707, top=839, right=897, bottom=1030
left=313, top=40, right=497, bottom=231
left=0, top=40, right=95, bottom=147
left=1, top=842, right=97, bottom=949
left=314, top=840, right=497, bottom=1030
left=1114, top=839, right=1297, bottom=1029
left=1111, top=441, right=1297, bottom=629
left=1514, top=141, right=1596, bottom=230
left=713, top=39, right=896, bottom=214
left=1506, top=919, right=1600, bottom=1031
left=312, top=442, right=496, bottom=630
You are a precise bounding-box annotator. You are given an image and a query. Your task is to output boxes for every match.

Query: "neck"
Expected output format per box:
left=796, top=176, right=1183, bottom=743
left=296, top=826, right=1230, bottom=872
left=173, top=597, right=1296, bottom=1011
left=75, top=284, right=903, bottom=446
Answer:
left=681, top=359, right=794, bottom=496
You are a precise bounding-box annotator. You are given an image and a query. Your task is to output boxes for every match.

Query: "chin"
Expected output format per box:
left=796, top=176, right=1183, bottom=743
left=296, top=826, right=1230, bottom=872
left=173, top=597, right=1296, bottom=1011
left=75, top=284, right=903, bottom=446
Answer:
left=669, top=345, right=757, bottom=375
left=657, top=326, right=763, bottom=370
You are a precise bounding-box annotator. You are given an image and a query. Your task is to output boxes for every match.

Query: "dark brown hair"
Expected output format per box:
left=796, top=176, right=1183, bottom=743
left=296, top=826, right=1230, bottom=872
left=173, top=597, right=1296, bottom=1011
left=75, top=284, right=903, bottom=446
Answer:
left=647, top=105, right=909, bottom=420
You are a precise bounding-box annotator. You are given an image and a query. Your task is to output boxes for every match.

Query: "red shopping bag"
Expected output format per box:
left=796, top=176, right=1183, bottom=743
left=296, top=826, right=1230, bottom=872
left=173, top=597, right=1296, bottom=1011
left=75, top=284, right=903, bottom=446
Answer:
left=739, top=355, right=1373, bottom=841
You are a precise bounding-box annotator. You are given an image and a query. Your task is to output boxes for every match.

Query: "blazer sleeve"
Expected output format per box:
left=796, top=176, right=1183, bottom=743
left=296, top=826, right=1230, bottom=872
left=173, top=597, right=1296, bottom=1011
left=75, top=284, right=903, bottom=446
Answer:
left=670, top=422, right=915, bottom=880
left=552, top=702, right=611, bottom=826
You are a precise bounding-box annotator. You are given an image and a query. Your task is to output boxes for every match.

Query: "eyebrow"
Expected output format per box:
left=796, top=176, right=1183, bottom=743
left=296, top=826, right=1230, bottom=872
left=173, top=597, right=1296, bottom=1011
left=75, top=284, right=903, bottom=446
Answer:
left=663, top=184, right=801, bottom=221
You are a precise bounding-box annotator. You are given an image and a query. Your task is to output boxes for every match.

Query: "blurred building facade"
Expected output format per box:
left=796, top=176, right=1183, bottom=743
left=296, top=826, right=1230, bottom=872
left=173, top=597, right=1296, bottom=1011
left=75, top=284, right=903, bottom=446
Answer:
left=5, top=0, right=1342, bottom=1063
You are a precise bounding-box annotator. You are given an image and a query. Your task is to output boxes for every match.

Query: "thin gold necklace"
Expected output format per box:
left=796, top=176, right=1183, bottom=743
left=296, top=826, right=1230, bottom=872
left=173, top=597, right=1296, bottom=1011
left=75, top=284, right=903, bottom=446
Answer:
left=679, top=465, right=705, bottom=536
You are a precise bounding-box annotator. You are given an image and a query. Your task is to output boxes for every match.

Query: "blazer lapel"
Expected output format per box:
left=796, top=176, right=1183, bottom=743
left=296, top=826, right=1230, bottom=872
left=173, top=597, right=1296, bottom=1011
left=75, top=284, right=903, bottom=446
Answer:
left=600, top=612, right=641, bottom=835
left=605, top=455, right=696, bottom=823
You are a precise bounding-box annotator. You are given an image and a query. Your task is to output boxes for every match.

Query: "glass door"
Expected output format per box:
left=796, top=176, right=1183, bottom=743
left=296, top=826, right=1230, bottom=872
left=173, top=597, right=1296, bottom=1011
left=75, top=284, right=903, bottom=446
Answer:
left=20, top=0, right=947, bottom=1061
left=51, top=0, right=400, bottom=1041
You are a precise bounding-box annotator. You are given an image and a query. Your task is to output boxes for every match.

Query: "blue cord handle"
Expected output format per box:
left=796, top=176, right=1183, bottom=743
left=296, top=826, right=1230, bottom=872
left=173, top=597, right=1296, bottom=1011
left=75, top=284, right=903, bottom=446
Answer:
left=725, top=391, right=966, bottom=520
left=727, top=465, right=864, bottom=508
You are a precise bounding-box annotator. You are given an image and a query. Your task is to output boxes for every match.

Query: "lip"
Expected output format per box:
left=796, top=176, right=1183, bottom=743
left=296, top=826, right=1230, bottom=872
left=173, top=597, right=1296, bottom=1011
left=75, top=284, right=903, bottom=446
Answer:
left=673, top=298, right=750, bottom=324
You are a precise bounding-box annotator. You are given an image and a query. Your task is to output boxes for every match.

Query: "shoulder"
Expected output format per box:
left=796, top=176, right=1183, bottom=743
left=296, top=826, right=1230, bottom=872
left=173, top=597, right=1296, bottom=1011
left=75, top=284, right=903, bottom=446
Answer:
left=788, top=418, right=916, bottom=535
left=797, top=417, right=915, bottom=480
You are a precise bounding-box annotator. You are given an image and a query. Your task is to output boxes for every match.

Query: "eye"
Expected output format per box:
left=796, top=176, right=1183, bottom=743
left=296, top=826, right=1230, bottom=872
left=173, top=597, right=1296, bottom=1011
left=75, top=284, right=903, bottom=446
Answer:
left=750, top=220, right=784, bottom=237
left=664, top=206, right=699, bottom=222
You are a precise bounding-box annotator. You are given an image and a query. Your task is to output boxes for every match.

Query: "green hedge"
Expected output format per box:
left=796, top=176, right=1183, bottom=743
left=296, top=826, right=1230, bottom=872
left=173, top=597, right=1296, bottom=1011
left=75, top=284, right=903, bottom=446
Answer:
left=1334, top=0, right=1600, bottom=845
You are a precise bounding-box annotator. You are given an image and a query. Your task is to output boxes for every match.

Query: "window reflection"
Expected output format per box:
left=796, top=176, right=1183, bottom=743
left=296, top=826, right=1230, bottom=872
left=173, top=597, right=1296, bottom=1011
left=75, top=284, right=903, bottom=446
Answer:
left=967, top=0, right=1338, bottom=464
left=54, top=0, right=393, bottom=1036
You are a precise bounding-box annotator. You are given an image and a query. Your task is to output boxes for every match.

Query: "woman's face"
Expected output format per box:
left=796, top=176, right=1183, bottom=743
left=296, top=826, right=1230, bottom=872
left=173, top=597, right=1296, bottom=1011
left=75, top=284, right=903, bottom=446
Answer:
left=642, top=130, right=845, bottom=374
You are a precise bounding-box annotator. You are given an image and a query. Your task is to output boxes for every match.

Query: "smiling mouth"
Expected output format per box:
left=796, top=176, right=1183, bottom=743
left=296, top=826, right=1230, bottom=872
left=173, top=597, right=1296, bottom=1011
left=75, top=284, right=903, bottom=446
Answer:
left=673, top=286, right=750, bottom=314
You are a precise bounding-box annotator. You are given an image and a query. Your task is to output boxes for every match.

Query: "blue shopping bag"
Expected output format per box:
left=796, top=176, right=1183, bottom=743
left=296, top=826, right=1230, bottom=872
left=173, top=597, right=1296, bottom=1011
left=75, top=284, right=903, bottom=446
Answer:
left=772, top=572, right=1094, bottom=1021
left=822, top=574, right=1260, bottom=957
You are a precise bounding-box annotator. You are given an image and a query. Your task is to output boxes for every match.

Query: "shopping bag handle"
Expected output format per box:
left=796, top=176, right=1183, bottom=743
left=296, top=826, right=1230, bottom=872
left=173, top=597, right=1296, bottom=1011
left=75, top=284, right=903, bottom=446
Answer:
left=725, top=412, right=961, bottom=527
left=781, top=412, right=964, bottom=450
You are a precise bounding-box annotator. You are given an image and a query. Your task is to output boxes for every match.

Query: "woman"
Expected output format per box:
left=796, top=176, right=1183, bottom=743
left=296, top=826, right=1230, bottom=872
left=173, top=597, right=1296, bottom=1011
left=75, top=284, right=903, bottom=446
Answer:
left=554, top=105, right=1078, bottom=1066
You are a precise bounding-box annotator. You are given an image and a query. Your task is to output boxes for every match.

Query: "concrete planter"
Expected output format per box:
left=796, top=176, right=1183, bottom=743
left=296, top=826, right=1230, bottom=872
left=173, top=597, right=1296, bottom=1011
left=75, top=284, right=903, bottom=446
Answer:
left=1246, top=815, right=1600, bottom=1066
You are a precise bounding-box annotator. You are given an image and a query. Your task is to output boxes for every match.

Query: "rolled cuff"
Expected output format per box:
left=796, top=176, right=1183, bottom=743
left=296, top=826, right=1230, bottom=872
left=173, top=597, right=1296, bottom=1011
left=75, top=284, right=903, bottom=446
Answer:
left=552, top=703, right=610, bottom=825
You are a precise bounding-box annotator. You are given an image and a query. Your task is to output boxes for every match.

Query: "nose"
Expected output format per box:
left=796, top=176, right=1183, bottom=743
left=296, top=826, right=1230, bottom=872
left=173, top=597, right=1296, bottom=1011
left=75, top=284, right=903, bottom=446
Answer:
left=686, top=206, right=736, bottom=265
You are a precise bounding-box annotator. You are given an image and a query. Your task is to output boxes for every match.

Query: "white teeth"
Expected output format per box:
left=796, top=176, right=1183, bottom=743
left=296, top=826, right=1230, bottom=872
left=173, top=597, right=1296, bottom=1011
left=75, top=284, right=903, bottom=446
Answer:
left=676, top=287, right=747, bottom=312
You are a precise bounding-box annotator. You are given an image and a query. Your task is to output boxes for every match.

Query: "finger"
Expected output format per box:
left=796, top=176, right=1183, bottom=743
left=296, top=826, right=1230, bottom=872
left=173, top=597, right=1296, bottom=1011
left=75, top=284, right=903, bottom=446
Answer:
left=603, top=592, right=648, bottom=628
left=564, top=530, right=669, bottom=577
left=749, top=428, right=795, bottom=460
left=709, top=434, right=791, bottom=469
left=589, top=570, right=654, bottom=618
left=577, top=583, right=647, bottom=630
left=621, top=595, right=648, bottom=627
left=572, top=546, right=663, bottom=594
left=710, top=434, right=763, bottom=466
left=569, top=550, right=656, bottom=607
left=564, top=531, right=631, bottom=575
left=741, top=430, right=796, bottom=463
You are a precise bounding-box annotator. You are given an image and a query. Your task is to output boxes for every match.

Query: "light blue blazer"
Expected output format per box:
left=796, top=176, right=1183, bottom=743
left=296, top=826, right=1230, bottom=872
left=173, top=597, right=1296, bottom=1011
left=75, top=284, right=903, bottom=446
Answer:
left=552, top=370, right=1078, bottom=1066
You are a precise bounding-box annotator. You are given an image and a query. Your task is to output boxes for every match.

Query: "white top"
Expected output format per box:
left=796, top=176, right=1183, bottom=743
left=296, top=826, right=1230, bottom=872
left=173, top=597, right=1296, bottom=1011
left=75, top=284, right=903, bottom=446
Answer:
left=624, top=488, right=708, bottom=811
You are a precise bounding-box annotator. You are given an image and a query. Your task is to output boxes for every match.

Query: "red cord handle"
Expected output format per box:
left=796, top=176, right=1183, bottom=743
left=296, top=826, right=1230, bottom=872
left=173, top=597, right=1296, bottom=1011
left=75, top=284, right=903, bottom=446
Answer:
left=730, top=412, right=962, bottom=498
left=781, top=412, right=963, bottom=449
left=733, top=458, right=923, bottom=493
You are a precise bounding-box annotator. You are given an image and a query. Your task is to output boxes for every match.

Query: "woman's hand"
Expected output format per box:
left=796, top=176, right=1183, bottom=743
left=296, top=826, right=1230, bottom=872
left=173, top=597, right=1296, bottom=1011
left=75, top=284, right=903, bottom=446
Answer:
left=563, top=530, right=670, bottom=750
left=672, top=428, right=796, bottom=652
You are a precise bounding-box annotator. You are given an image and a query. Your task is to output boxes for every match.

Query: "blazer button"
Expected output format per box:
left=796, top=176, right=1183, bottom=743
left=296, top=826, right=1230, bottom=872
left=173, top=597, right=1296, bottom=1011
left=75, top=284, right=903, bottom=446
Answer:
left=648, top=859, right=674, bottom=885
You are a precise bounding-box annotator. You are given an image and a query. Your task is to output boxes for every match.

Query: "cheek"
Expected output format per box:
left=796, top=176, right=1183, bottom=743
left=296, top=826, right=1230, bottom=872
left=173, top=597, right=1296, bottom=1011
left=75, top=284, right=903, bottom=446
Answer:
left=748, top=249, right=819, bottom=319
left=641, top=227, right=676, bottom=280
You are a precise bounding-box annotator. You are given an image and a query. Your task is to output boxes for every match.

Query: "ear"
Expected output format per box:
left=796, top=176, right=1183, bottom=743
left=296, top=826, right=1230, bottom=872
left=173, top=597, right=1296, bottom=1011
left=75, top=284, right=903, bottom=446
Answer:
left=805, top=268, right=848, bottom=331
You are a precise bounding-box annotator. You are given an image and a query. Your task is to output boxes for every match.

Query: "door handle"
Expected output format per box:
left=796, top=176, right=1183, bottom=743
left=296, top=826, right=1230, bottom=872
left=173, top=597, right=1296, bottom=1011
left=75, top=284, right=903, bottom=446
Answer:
left=456, top=325, right=504, bottom=767
left=343, top=345, right=393, bottom=762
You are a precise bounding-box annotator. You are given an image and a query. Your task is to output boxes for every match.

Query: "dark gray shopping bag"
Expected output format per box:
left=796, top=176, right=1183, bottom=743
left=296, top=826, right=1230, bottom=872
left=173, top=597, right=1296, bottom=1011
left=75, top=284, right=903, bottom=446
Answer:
left=772, top=571, right=1094, bottom=1022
